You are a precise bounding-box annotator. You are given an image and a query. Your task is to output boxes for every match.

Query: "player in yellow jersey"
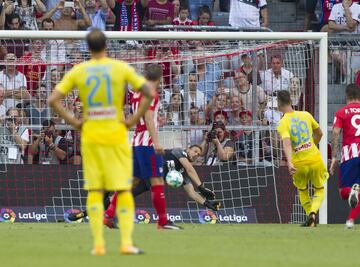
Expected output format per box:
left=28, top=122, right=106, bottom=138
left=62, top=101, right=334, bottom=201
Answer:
left=48, top=29, right=155, bottom=255
left=276, top=90, right=329, bottom=227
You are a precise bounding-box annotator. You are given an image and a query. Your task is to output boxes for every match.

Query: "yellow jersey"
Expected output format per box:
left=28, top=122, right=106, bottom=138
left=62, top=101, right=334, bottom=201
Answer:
left=56, top=57, right=146, bottom=145
left=277, top=111, right=322, bottom=167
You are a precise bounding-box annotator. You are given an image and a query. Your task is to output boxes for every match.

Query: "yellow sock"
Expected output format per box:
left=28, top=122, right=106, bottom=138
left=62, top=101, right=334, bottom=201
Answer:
left=298, top=188, right=312, bottom=216
left=310, top=187, right=325, bottom=214
left=87, top=191, right=105, bottom=248
left=116, top=191, right=134, bottom=247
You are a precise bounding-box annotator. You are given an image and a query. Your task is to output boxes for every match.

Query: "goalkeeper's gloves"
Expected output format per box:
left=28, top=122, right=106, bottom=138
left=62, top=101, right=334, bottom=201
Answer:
left=204, top=200, right=221, bottom=211
left=198, top=183, right=215, bottom=200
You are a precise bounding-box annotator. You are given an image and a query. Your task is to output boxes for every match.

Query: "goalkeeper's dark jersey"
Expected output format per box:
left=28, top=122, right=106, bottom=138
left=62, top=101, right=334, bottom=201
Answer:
left=163, top=148, right=190, bottom=183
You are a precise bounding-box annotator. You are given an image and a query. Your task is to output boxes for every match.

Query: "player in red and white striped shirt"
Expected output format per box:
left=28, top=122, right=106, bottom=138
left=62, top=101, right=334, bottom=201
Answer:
left=331, top=83, right=360, bottom=228
left=105, top=64, right=181, bottom=230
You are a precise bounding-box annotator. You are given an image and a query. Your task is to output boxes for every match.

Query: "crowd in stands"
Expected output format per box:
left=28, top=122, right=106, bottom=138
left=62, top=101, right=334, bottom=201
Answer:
left=0, top=0, right=359, bottom=167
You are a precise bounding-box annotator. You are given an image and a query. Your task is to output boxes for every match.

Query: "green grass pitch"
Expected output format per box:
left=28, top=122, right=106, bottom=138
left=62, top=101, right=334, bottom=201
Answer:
left=0, top=223, right=358, bottom=267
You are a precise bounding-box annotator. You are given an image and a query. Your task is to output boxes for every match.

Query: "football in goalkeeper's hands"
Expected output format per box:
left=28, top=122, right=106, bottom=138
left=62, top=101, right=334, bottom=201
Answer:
left=165, top=170, right=184, bottom=188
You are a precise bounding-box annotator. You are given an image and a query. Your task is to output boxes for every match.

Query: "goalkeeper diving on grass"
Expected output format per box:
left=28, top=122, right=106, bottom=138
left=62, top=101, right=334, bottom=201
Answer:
left=276, top=90, right=329, bottom=227
left=69, top=145, right=221, bottom=225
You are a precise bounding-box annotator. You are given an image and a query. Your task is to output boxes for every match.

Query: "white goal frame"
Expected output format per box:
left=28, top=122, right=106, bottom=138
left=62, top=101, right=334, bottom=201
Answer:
left=0, top=30, right=328, bottom=224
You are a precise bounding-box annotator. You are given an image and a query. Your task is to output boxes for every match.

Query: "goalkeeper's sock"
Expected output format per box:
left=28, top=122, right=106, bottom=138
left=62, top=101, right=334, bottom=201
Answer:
left=298, top=188, right=312, bottom=215
left=151, top=185, right=167, bottom=226
left=116, top=191, right=134, bottom=247
left=105, top=192, right=118, bottom=218
left=87, top=191, right=105, bottom=249
left=310, top=187, right=325, bottom=214
left=340, top=187, right=352, bottom=200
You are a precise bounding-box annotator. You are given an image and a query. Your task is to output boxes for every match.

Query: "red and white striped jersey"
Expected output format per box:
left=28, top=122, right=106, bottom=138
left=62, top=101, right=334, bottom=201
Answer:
left=172, top=17, right=192, bottom=26
left=131, top=91, right=160, bottom=146
left=333, top=102, right=360, bottom=162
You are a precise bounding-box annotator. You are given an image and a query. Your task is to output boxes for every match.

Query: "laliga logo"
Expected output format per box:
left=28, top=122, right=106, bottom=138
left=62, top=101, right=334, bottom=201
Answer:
left=198, top=210, right=217, bottom=224
left=0, top=208, right=16, bottom=223
left=135, top=209, right=151, bottom=224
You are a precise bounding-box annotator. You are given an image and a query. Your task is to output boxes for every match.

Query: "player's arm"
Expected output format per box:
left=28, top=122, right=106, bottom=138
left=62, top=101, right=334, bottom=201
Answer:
left=330, top=126, right=341, bottom=175
left=313, top=127, right=323, bottom=145
left=282, top=137, right=296, bottom=175
left=179, top=157, right=215, bottom=200
left=48, top=90, right=83, bottom=130
left=145, top=109, right=164, bottom=154
left=124, top=82, right=155, bottom=128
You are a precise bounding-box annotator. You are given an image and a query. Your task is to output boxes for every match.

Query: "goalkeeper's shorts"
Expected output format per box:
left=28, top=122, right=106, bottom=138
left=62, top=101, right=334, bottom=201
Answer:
left=293, top=160, right=329, bottom=190
left=81, top=143, right=133, bottom=191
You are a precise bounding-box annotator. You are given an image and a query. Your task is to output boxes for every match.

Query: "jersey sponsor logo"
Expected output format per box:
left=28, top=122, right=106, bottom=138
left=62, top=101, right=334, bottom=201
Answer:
left=0, top=208, right=16, bottom=223
left=294, top=141, right=312, bottom=153
left=135, top=209, right=151, bottom=224
left=87, top=106, right=116, bottom=120
left=198, top=210, right=217, bottom=224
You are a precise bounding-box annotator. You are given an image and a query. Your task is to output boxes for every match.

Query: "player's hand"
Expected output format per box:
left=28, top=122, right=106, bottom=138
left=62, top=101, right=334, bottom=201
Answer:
left=153, top=142, right=164, bottom=155
left=329, top=158, right=338, bottom=176
left=287, top=162, right=297, bottom=176
left=204, top=200, right=221, bottom=211
left=123, top=116, right=136, bottom=129
left=198, top=183, right=215, bottom=200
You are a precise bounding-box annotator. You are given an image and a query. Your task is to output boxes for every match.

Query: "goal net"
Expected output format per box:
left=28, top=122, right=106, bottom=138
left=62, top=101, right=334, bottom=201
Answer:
left=0, top=31, right=327, bottom=224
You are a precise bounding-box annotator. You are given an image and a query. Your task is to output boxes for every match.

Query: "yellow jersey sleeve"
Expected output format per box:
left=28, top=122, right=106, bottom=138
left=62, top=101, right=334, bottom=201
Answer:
left=277, top=118, right=290, bottom=139
left=124, top=64, right=146, bottom=92
left=56, top=66, right=78, bottom=95
left=307, top=112, right=320, bottom=130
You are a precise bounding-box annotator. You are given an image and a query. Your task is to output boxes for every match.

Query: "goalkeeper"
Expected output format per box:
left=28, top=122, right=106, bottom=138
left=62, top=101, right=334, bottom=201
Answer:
left=69, top=145, right=220, bottom=223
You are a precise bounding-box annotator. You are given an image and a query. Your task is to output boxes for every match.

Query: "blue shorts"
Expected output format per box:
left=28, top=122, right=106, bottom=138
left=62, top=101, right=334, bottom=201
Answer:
left=339, top=157, right=360, bottom=188
left=133, top=146, right=163, bottom=179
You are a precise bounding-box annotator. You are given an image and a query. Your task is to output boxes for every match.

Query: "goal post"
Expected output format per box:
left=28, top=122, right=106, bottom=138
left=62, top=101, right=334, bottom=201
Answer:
left=0, top=30, right=328, bottom=224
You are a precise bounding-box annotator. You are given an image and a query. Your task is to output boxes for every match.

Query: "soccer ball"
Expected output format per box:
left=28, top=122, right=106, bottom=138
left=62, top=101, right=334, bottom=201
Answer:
left=165, top=170, right=184, bottom=188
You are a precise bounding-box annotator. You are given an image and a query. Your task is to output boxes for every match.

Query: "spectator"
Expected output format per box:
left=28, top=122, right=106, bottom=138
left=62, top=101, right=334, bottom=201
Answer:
left=182, top=71, right=206, bottom=111
left=172, top=5, right=192, bottom=26
left=307, top=0, right=342, bottom=32
left=2, top=14, right=29, bottom=58
left=71, top=97, right=82, bottom=164
left=229, top=0, right=268, bottom=29
left=260, top=55, right=294, bottom=96
left=81, top=0, right=108, bottom=30
left=189, top=2, right=213, bottom=21
left=40, top=18, right=66, bottom=69
left=0, top=53, right=29, bottom=109
left=191, top=45, right=222, bottom=100
left=17, top=40, right=46, bottom=96
left=144, top=0, right=174, bottom=26
left=205, top=92, right=229, bottom=122
left=189, top=106, right=204, bottom=145
left=328, top=0, right=360, bottom=34
left=191, top=5, right=215, bottom=26
left=200, top=120, right=235, bottom=166
left=239, top=54, right=262, bottom=85
left=173, top=0, right=180, bottom=17
left=262, top=96, right=282, bottom=126
left=303, top=0, right=318, bottom=31
left=236, top=110, right=253, bottom=165
left=232, top=71, right=266, bottom=119
left=30, top=119, right=69, bottom=164
left=6, top=13, right=22, bottom=30
left=0, top=107, right=29, bottom=164
left=0, top=86, right=5, bottom=121
left=7, top=0, right=46, bottom=30
left=166, top=91, right=184, bottom=125
left=213, top=110, right=228, bottom=125
left=228, top=95, right=242, bottom=125
left=0, top=1, right=11, bottom=30
left=106, top=0, right=147, bottom=31
left=42, top=0, right=91, bottom=30
left=289, top=76, right=302, bottom=109
left=26, top=84, right=49, bottom=126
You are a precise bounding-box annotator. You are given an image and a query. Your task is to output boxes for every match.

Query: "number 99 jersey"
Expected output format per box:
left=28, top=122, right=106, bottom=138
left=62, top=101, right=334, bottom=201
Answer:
left=277, top=111, right=322, bottom=167
left=333, top=102, right=360, bottom=163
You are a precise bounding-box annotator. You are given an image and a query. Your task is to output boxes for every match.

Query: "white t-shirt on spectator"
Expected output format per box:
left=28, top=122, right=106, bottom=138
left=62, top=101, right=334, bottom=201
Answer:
left=0, top=104, right=5, bottom=119
left=232, top=85, right=266, bottom=112
left=229, top=0, right=267, bottom=28
left=260, top=68, right=294, bottom=95
left=0, top=71, right=28, bottom=109
left=41, top=40, right=66, bottom=64
left=328, top=3, right=360, bottom=34
left=182, top=90, right=206, bottom=111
